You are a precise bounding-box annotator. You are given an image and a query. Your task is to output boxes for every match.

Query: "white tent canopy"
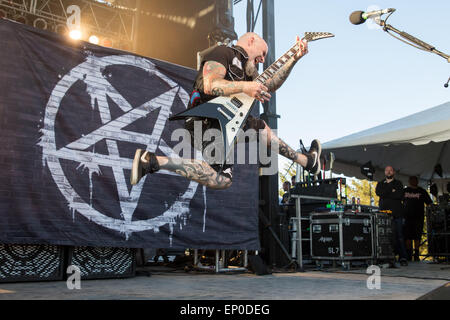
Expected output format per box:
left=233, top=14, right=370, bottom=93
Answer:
left=322, top=101, right=450, bottom=189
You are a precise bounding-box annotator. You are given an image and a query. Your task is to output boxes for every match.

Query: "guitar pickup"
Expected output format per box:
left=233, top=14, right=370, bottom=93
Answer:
left=231, top=97, right=243, bottom=108
left=217, top=107, right=233, bottom=121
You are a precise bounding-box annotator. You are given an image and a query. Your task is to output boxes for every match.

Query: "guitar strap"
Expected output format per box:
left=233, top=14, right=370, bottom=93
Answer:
left=188, top=90, right=202, bottom=108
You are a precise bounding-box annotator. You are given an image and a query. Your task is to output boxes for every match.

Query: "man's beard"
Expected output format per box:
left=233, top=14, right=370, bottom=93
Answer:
left=386, top=175, right=394, bottom=180
left=245, top=60, right=259, bottom=79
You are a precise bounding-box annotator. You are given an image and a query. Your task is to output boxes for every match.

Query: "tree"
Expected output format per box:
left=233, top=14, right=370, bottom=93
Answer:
left=347, top=178, right=379, bottom=206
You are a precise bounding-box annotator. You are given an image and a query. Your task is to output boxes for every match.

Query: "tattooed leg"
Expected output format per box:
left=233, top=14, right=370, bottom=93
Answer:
left=258, top=122, right=308, bottom=167
left=156, top=156, right=232, bottom=190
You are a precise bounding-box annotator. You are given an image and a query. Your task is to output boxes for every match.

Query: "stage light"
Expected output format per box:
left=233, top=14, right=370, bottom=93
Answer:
left=89, top=35, right=99, bottom=45
left=33, top=18, right=48, bottom=30
left=69, top=29, right=82, bottom=40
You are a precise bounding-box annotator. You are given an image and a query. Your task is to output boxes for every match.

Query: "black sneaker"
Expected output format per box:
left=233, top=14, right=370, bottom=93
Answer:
left=130, top=149, right=160, bottom=185
left=304, top=139, right=322, bottom=176
left=400, top=258, right=408, bottom=266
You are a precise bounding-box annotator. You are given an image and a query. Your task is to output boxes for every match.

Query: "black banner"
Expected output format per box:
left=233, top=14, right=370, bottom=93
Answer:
left=0, top=19, right=259, bottom=249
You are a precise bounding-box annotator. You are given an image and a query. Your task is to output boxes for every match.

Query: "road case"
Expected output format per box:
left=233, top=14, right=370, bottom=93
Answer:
left=310, top=212, right=373, bottom=267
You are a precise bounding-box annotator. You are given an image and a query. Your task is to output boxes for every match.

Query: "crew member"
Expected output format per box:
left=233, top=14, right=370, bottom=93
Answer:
left=376, top=165, right=408, bottom=266
left=403, top=176, right=432, bottom=261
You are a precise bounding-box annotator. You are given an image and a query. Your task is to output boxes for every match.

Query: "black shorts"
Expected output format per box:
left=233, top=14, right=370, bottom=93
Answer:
left=404, top=216, right=425, bottom=240
left=185, top=115, right=266, bottom=180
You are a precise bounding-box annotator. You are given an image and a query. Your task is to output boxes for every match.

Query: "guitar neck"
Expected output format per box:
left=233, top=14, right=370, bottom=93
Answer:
left=254, top=32, right=334, bottom=84
left=255, top=39, right=302, bottom=85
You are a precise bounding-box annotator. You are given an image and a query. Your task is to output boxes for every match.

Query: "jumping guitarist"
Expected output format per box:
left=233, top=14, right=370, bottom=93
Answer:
left=131, top=32, right=322, bottom=190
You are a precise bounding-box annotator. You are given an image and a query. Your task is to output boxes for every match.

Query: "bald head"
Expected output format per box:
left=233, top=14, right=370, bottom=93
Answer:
left=235, top=32, right=268, bottom=79
left=236, top=32, right=268, bottom=64
left=385, top=166, right=395, bottom=180
left=409, top=176, right=418, bottom=188
left=283, top=181, right=291, bottom=191
left=237, top=32, right=264, bottom=45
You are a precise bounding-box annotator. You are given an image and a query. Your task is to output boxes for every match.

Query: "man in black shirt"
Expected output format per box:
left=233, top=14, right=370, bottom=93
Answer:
left=375, top=165, right=408, bottom=266
left=281, top=181, right=292, bottom=205
left=131, top=32, right=322, bottom=189
left=403, top=176, right=432, bottom=261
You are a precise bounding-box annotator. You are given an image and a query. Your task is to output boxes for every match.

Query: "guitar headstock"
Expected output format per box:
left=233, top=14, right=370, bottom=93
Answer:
left=303, top=32, right=335, bottom=42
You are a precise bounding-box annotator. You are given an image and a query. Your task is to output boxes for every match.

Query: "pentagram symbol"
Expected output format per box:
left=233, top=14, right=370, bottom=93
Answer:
left=39, top=54, right=200, bottom=241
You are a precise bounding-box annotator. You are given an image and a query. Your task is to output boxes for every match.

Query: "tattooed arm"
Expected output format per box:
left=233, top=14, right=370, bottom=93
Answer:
left=265, top=58, right=298, bottom=93
left=202, top=61, right=242, bottom=96
left=202, top=61, right=270, bottom=102
left=265, top=38, right=308, bottom=93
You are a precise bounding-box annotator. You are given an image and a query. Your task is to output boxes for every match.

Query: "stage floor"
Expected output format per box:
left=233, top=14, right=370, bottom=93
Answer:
left=0, top=262, right=448, bottom=300
left=319, top=260, right=450, bottom=281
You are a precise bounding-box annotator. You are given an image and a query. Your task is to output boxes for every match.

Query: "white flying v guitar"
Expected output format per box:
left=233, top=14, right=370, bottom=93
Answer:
left=170, top=32, right=335, bottom=164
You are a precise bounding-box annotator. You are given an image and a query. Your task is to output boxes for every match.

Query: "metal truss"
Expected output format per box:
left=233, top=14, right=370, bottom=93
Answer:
left=0, top=0, right=136, bottom=48
left=233, top=0, right=262, bottom=32
left=245, top=0, right=262, bottom=32
left=234, top=0, right=280, bottom=267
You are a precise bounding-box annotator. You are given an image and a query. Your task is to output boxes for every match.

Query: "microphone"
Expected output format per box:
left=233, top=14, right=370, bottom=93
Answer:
left=349, top=8, right=396, bottom=25
left=445, top=77, right=450, bottom=88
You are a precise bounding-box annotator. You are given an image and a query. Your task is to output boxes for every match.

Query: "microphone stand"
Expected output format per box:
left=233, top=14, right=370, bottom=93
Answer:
left=373, top=16, right=450, bottom=63
left=373, top=13, right=450, bottom=86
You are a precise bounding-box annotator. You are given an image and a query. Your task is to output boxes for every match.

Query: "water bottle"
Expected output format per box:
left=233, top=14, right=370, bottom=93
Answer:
left=330, top=200, right=336, bottom=212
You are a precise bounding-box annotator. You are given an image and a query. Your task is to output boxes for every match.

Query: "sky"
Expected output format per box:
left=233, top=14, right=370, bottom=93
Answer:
left=231, top=1, right=450, bottom=175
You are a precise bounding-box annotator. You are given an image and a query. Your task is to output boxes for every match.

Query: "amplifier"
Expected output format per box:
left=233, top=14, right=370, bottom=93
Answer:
left=372, top=212, right=394, bottom=261
left=291, top=178, right=345, bottom=198
left=0, top=244, right=65, bottom=283
left=67, top=246, right=136, bottom=280
left=428, top=234, right=450, bottom=257
left=427, top=205, right=450, bottom=258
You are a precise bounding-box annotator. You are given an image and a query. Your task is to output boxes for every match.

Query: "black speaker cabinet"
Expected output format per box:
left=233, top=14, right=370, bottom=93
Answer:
left=67, top=246, right=136, bottom=280
left=0, top=244, right=65, bottom=283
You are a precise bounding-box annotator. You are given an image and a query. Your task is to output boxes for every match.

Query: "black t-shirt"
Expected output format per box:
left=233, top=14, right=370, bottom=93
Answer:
left=375, top=179, right=405, bottom=218
left=403, top=187, right=432, bottom=219
left=189, top=45, right=253, bottom=108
